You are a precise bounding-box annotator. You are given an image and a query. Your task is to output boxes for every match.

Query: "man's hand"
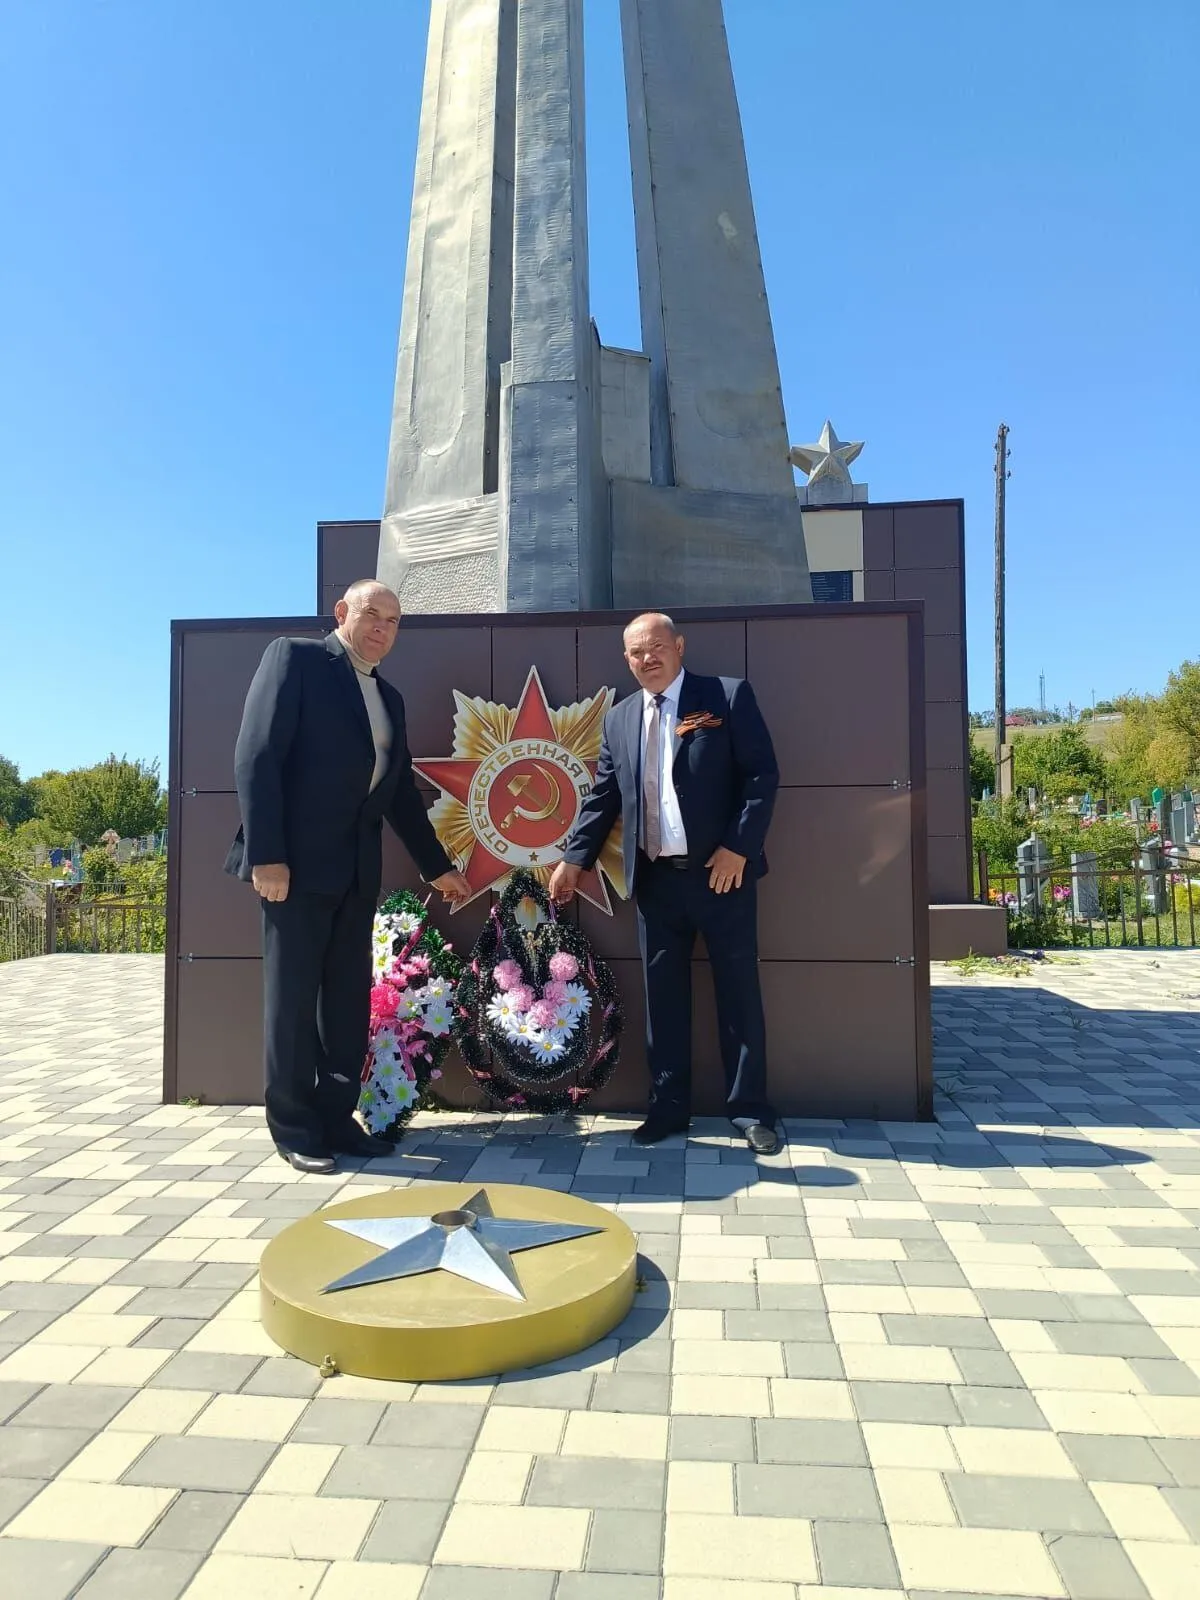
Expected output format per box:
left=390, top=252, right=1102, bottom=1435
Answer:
left=431, top=869, right=472, bottom=906
left=705, top=846, right=747, bottom=894
left=549, top=862, right=582, bottom=905
left=251, top=863, right=291, bottom=903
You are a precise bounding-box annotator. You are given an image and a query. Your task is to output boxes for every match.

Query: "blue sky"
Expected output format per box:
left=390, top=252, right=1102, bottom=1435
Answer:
left=1, top=0, right=1196, bottom=777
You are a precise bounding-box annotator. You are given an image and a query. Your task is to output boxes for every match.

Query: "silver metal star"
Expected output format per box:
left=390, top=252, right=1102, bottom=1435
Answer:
left=321, top=1188, right=603, bottom=1300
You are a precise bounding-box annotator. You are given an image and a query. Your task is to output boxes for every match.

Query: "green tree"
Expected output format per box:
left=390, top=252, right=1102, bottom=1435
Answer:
left=1159, top=660, right=1200, bottom=762
left=34, top=756, right=166, bottom=847
left=969, top=742, right=995, bottom=800
left=1011, top=726, right=1107, bottom=797
left=0, top=757, right=34, bottom=828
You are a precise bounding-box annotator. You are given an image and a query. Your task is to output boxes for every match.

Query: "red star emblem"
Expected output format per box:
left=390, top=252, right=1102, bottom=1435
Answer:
left=414, top=667, right=617, bottom=912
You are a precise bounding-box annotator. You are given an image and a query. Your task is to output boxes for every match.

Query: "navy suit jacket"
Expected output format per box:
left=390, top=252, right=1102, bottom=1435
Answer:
left=563, top=670, right=779, bottom=893
left=224, top=632, right=451, bottom=899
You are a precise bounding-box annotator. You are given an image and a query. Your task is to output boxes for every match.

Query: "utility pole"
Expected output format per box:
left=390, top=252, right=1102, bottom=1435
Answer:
left=993, top=423, right=1010, bottom=793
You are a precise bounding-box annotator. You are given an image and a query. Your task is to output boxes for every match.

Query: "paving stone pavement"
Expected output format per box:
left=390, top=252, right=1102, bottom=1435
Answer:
left=1, top=951, right=1200, bottom=1598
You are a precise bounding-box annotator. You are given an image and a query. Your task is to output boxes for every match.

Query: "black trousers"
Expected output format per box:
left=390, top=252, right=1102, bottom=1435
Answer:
left=635, top=856, right=775, bottom=1126
left=261, top=888, right=376, bottom=1154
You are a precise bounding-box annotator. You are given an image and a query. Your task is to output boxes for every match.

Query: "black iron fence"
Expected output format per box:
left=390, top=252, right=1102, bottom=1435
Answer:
left=979, top=848, right=1200, bottom=949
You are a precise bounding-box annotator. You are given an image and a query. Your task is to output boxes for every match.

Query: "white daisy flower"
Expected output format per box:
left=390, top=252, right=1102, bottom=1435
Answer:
left=394, top=911, right=421, bottom=935
left=531, top=1032, right=566, bottom=1061
left=486, top=994, right=517, bottom=1027
left=392, top=1076, right=418, bottom=1110
left=505, top=1014, right=542, bottom=1047
left=372, top=1025, right=399, bottom=1055
left=560, top=981, right=592, bottom=1016
left=425, top=1005, right=453, bottom=1037
left=547, top=1006, right=578, bottom=1037
left=400, top=995, right=424, bottom=1020
left=423, top=976, right=451, bottom=1001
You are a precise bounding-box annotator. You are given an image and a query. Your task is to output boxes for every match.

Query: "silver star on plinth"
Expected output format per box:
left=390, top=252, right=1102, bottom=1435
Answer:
left=321, top=1189, right=602, bottom=1301
left=789, top=420, right=864, bottom=504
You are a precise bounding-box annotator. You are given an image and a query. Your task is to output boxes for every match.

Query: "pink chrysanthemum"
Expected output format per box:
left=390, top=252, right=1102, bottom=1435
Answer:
left=528, top=1000, right=558, bottom=1030
left=509, top=985, right=535, bottom=1014
left=548, top=952, right=579, bottom=982
left=493, top=960, right=522, bottom=991
left=541, top=979, right=567, bottom=1004
left=370, top=983, right=399, bottom=1019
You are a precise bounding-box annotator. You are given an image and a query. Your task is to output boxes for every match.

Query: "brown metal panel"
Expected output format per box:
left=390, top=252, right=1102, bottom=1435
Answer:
left=380, top=625, right=493, bottom=760
left=893, top=504, right=962, bottom=570
left=576, top=622, right=628, bottom=701
left=492, top=625, right=578, bottom=711
left=928, top=834, right=971, bottom=903
left=180, top=626, right=325, bottom=793
left=928, top=767, right=969, bottom=841
left=177, top=793, right=260, bottom=958
left=176, top=958, right=264, bottom=1105
left=317, top=521, right=383, bottom=595
left=862, top=506, right=894, bottom=570
left=863, top=571, right=894, bottom=601
left=894, top=569, right=962, bottom=635
left=926, top=701, right=969, bottom=770
left=925, top=635, right=966, bottom=702
left=748, top=614, right=912, bottom=787
left=758, top=788, right=914, bottom=961
left=164, top=627, right=185, bottom=1102
left=576, top=892, right=643, bottom=962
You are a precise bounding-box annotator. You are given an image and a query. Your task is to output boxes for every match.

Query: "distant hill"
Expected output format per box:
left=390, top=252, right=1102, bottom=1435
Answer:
left=970, top=716, right=1124, bottom=753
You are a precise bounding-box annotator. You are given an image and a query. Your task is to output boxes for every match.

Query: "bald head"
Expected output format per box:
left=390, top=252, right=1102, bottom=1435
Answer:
left=623, top=611, right=685, bottom=694
left=334, top=579, right=402, bottom=666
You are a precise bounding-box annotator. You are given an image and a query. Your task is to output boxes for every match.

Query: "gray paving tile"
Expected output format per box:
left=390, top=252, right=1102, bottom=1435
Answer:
left=946, top=1472, right=1110, bottom=1533
left=814, top=1519, right=900, bottom=1588
left=0, top=1539, right=106, bottom=1600
left=0, top=1381, right=41, bottom=1424
left=727, top=1309, right=831, bottom=1342
left=668, top=1414, right=754, bottom=1461
left=1161, top=1485, right=1200, bottom=1540
left=588, top=1372, right=670, bottom=1412
left=418, top=1570, right=555, bottom=1600
left=292, top=1397, right=387, bottom=1444
left=1128, top=1357, right=1200, bottom=1394
left=143, top=1491, right=245, bottom=1552
left=1152, top=1438, right=1200, bottom=1486
left=0, top=1477, right=43, bottom=1532
left=0, top=1425, right=92, bottom=1478
left=673, top=1283, right=758, bottom=1310
left=738, top=1462, right=881, bottom=1520
left=359, top=1498, right=449, bottom=1562
left=951, top=1347, right=1026, bottom=1387
left=883, top=1313, right=1000, bottom=1349
left=492, top=1372, right=594, bottom=1407
left=753, top=1284, right=826, bottom=1311
left=527, top=1455, right=664, bottom=1511
left=321, top=1444, right=467, bottom=1500
left=782, top=1341, right=845, bottom=1378
left=584, top=1508, right=662, bottom=1573
left=1048, top=1322, right=1175, bottom=1358
left=952, top=1385, right=1050, bottom=1428
left=849, top=1381, right=959, bottom=1424
left=976, top=1289, right=1076, bottom=1320
left=239, top=1357, right=323, bottom=1397
left=557, top=1575, right=660, bottom=1600
left=148, top=1352, right=261, bottom=1392
left=122, top=1435, right=275, bottom=1492
left=74, top=1548, right=203, bottom=1600
left=754, top=1418, right=867, bottom=1466
left=1046, top=1533, right=1149, bottom=1599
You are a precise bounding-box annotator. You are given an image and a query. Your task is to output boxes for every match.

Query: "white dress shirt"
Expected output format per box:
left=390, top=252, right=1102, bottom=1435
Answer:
left=642, top=670, right=688, bottom=856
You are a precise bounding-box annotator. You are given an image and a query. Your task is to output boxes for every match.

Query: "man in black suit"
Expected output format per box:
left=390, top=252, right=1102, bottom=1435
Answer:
left=227, top=580, right=470, bottom=1173
left=549, top=612, right=780, bottom=1153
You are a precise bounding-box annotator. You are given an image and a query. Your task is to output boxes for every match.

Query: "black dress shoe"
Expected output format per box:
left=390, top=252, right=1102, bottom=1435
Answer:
left=279, top=1150, right=336, bottom=1174
left=742, top=1122, right=780, bottom=1156
left=632, top=1116, right=690, bottom=1146
left=329, top=1128, right=396, bottom=1159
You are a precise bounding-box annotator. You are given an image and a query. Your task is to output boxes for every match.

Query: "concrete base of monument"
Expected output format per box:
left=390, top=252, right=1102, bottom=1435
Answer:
left=259, top=1182, right=638, bottom=1382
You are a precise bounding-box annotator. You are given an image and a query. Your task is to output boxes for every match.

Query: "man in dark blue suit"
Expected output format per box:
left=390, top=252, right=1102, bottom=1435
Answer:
left=227, top=580, right=470, bottom=1173
left=549, top=613, right=780, bottom=1152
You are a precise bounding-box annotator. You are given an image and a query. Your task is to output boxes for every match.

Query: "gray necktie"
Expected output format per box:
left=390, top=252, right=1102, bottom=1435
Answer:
left=643, top=692, right=666, bottom=859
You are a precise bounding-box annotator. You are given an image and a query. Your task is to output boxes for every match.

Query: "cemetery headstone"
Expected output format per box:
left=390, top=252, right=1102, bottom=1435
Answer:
left=1071, top=850, right=1101, bottom=920
left=1017, top=835, right=1050, bottom=913
left=1140, top=838, right=1168, bottom=913
left=1131, top=797, right=1144, bottom=823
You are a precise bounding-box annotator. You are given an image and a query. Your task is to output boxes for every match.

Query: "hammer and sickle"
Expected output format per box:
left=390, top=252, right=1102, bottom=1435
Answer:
left=500, top=765, right=567, bottom=832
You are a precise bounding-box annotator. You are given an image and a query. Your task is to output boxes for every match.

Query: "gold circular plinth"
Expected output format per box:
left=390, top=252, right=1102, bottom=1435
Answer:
left=259, top=1182, right=638, bottom=1382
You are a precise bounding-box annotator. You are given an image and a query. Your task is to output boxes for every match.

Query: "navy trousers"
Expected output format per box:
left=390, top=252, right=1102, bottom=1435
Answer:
left=261, top=888, right=376, bottom=1154
left=635, top=856, right=775, bottom=1126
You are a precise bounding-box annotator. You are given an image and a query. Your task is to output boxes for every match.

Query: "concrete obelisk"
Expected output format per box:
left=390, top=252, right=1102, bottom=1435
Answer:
left=377, top=0, right=810, bottom=612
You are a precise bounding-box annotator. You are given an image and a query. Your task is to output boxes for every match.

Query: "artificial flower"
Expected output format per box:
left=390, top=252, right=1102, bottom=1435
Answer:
left=486, top=994, right=518, bottom=1027
left=425, top=1005, right=453, bottom=1037
left=541, top=979, right=567, bottom=1004
left=559, top=981, right=591, bottom=1016
left=493, top=960, right=522, bottom=991
left=548, top=952, right=579, bottom=982
left=528, top=999, right=559, bottom=1030
left=370, top=983, right=400, bottom=1019
left=530, top=1032, right=566, bottom=1062
left=509, top=985, right=535, bottom=1014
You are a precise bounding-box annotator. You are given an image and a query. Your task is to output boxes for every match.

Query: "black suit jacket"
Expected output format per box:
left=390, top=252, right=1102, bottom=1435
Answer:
left=224, top=632, right=451, bottom=898
left=563, top=670, right=779, bottom=894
